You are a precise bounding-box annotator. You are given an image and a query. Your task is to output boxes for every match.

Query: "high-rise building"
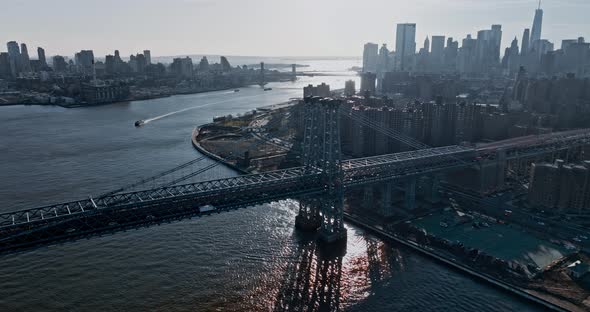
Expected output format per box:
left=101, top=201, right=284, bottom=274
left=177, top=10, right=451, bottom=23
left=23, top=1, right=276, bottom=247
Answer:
left=171, top=57, right=193, bottom=78
left=75, top=50, right=94, bottom=74
left=6, top=41, right=20, bottom=77
left=52, top=55, right=68, bottom=72
left=344, top=80, right=356, bottom=97
left=20, top=43, right=31, bottom=72
left=530, top=1, right=543, bottom=45
left=458, top=34, right=477, bottom=73
left=431, top=36, right=445, bottom=66
left=423, top=36, right=430, bottom=53
left=444, top=38, right=459, bottom=70
left=395, top=23, right=416, bottom=71
left=37, top=47, right=46, bottom=67
left=303, top=83, right=331, bottom=98
left=378, top=44, right=390, bottom=73
left=143, top=50, right=151, bottom=65
left=362, top=43, right=379, bottom=73
left=220, top=56, right=231, bottom=72
left=529, top=160, right=590, bottom=212
left=198, top=56, right=210, bottom=72
left=0, top=53, right=11, bottom=78
left=474, top=25, right=502, bottom=72
left=506, top=37, right=520, bottom=74
left=360, top=72, right=377, bottom=95
left=521, top=28, right=531, bottom=54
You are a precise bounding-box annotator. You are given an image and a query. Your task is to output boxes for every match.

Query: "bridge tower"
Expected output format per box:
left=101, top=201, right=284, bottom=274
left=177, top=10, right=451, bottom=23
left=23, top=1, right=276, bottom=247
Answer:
left=296, top=97, right=347, bottom=245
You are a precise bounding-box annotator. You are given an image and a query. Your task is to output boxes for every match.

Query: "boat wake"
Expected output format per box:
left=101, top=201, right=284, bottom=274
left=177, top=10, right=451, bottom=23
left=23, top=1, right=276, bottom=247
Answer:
left=141, top=94, right=262, bottom=125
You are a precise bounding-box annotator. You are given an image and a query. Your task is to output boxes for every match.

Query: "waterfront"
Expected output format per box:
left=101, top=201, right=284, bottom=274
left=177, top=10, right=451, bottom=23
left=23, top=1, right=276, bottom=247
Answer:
left=0, top=60, right=544, bottom=311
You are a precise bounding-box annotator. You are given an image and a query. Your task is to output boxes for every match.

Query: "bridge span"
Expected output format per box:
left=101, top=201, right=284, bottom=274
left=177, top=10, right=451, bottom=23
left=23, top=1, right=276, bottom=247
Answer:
left=1, top=98, right=589, bottom=254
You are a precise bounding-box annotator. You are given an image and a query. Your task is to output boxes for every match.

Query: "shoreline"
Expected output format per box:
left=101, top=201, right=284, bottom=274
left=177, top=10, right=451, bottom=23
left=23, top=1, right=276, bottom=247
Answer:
left=0, top=80, right=293, bottom=108
left=190, top=119, right=580, bottom=312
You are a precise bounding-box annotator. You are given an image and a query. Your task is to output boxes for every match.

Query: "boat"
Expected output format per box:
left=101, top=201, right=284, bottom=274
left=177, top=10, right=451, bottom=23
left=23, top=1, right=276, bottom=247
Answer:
left=234, top=89, right=240, bottom=92
left=264, top=87, right=272, bottom=91
left=134, top=120, right=145, bottom=127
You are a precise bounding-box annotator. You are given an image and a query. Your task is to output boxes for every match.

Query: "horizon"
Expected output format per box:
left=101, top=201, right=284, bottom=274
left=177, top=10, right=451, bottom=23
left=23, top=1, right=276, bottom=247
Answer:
left=2, top=0, right=590, bottom=58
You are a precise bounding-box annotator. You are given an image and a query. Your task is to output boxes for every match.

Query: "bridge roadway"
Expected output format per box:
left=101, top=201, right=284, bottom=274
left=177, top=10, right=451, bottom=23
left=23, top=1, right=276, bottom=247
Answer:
left=1, top=130, right=589, bottom=253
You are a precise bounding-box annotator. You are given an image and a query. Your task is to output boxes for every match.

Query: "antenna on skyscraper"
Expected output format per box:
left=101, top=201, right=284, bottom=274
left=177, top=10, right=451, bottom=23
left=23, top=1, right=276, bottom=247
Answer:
left=538, top=0, right=541, bottom=10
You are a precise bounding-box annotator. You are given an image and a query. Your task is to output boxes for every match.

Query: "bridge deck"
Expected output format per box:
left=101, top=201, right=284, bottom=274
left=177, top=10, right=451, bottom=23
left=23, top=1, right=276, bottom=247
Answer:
left=0, top=167, right=316, bottom=231
left=0, top=130, right=589, bottom=253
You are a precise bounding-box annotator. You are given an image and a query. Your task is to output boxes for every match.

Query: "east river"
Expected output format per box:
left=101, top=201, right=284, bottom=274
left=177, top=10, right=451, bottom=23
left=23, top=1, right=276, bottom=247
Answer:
left=0, top=59, right=545, bottom=311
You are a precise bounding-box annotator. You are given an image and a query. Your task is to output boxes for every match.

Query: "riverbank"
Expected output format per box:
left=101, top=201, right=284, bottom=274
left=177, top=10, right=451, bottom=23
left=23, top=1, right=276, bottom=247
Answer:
left=1, top=79, right=295, bottom=108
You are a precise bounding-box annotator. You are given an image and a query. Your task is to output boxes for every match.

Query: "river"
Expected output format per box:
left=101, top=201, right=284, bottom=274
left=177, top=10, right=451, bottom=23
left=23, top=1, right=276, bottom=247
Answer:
left=0, top=59, right=545, bottom=311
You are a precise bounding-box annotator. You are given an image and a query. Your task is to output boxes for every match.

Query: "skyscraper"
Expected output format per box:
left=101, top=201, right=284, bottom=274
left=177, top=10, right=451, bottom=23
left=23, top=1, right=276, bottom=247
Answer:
left=378, top=44, right=389, bottom=73
left=6, top=41, right=20, bottom=77
left=0, top=53, right=11, bottom=78
left=37, top=47, right=46, bottom=67
left=423, top=37, right=430, bottom=53
left=530, top=1, right=543, bottom=45
left=521, top=28, right=531, bottom=54
left=143, top=50, right=151, bottom=65
left=362, top=43, right=379, bottom=73
left=431, top=36, right=445, bottom=66
left=395, top=23, right=416, bottom=71
left=20, top=43, right=31, bottom=72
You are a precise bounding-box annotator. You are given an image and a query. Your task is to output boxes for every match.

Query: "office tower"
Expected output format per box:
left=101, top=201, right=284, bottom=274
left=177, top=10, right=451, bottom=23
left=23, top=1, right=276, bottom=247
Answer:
left=444, top=37, right=459, bottom=70
left=378, top=44, right=390, bottom=73
left=431, top=36, right=445, bottom=66
left=490, top=25, right=503, bottom=62
left=0, top=53, right=10, bottom=78
left=20, top=43, right=31, bottom=72
left=530, top=1, right=543, bottom=45
left=458, top=34, right=477, bottom=73
left=75, top=50, right=94, bottom=74
left=395, top=23, right=416, bottom=71
left=143, top=50, right=151, bottom=65
left=198, top=56, right=210, bottom=72
left=474, top=25, right=502, bottom=72
left=344, top=80, right=356, bottom=97
left=105, top=55, right=115, bottom=74
left=362, top=43, right=379, bottom=73
left=360, top=72, right=377, bottom=95
left=521, top=28, right=530, bottom=54
left=220, top=56, right=231, bottom=72
left=506, top=37, right=520, bottom=74
left=135, top=53, right=147, bottom=73
left=423, top=36, right=430, bottom=53
left=171, top=57, right=193, bottom=78
left=6, top=41, right=20, bottom=77
left=52, top=55, right=67, bottom=72
left=37, top=47, right=46, bottom=66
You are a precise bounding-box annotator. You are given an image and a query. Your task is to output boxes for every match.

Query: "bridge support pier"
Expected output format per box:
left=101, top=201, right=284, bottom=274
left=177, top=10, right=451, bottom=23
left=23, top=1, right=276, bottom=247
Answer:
left=295, top=198, right=321, bottom=231
left=405, top=177, right=416, bottom=210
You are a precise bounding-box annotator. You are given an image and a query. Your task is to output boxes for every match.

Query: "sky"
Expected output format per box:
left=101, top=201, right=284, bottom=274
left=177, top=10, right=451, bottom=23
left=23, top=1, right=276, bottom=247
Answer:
left=1, top=0, right=589, bottom=58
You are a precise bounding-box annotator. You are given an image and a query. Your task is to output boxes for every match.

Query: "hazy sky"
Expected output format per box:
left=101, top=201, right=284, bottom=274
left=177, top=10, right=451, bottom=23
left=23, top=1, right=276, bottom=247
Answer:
left=2, top=0, right=589, bottom=58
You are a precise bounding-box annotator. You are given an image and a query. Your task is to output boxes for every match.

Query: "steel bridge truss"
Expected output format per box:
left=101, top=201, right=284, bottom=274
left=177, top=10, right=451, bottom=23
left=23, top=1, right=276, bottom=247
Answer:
left=0, top=167, right=325, bottom=253
left=1, top=107, right=590, bottom=253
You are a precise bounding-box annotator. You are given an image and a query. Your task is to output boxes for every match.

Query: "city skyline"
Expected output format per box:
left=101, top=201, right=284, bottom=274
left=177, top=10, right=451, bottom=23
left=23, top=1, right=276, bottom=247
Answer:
left=1, top=0, right=589, bottom=58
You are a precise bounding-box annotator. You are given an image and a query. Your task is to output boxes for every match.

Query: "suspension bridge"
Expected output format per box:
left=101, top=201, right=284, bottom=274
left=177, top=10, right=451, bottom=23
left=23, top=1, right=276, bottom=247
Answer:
left=1, top=97, right=590, bottom=254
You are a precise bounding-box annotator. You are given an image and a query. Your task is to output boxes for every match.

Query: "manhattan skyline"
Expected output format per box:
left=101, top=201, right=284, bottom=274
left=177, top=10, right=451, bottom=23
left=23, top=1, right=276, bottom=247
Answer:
left=2, top=0, right=589, bottom=58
